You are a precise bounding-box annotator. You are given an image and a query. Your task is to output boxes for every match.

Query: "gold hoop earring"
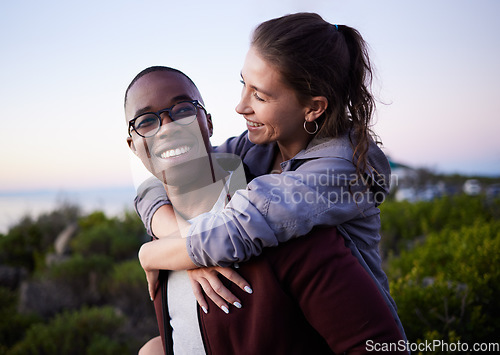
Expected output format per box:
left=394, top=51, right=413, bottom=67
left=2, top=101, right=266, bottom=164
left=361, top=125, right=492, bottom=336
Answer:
left=304, top=120, right=319, bottom=135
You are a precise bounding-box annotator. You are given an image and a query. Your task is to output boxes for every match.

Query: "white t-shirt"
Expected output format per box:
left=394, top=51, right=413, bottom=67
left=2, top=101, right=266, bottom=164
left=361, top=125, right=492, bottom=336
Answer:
left=167, top=270, right=205, bottom=354
left=167, top=173, right=236, bottom=354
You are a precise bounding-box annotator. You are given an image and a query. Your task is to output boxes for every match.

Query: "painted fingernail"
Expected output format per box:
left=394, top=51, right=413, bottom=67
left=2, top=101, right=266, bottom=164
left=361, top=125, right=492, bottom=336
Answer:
left=244, top=286, right=253, bottom=294
left=233, top=302, right=242, bottom=309
left=150, top=296, right=154, bottom=301
left=202, top=306, right=208, bottom=314
left=221, top=305, right=229, bottom=314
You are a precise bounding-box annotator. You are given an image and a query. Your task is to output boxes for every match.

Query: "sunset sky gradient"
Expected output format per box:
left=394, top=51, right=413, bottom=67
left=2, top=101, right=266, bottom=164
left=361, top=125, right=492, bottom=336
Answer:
left=1, top=0, right=499, bottom=193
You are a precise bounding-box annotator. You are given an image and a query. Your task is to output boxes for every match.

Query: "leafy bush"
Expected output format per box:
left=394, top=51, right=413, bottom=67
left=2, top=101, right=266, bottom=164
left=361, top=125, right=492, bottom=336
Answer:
left=107, top=259, right=154, bottom=324
left=0, top=204, right=80, bottom=271
left=45, top=254, right=114, bottom=299
left=0, top=287, right=41, bottom=351
left=71, top=211, right=144, bottom=260
left=1, top=207, right=153, bottom=354
left=380, top=194, right=499, bottom=256
left=7, top=306, right=127, bottom=355
left=109, top=259, right=146, bottom=290
left=47, top=254, right=113, bottom=281
left=388, top=219, right=500, bottom=344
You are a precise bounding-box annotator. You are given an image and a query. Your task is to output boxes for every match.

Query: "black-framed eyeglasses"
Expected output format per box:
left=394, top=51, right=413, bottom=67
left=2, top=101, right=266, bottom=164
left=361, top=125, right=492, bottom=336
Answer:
left=128, top=100, right=207, bottom=138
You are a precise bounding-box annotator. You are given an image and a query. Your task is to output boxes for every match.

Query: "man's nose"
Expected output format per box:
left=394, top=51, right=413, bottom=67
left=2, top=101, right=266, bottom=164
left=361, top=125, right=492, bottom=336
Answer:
left=156, top=113, right=178, bottom=136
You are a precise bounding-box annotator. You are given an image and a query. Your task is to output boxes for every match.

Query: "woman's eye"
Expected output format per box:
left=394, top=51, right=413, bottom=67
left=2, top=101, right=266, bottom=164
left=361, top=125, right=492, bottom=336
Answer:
left=240, top=79, right=245, bottom=87
left=253, top=92, right=265, bottom=102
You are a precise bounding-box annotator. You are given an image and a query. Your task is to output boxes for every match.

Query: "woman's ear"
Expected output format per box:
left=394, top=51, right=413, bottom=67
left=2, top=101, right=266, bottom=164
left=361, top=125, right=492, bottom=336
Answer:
left=306, top=96, right=328, bottom=122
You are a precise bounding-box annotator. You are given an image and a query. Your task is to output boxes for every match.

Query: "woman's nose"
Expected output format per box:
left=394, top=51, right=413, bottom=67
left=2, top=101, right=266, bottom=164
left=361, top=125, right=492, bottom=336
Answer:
left=235, top=92, right=252, bottom=115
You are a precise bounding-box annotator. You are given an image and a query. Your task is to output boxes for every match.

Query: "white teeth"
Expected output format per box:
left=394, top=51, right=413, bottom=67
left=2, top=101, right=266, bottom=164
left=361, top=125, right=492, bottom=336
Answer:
left=246, top=120, right=263, bottom=127
left=160, top=145, right=191, bottom=159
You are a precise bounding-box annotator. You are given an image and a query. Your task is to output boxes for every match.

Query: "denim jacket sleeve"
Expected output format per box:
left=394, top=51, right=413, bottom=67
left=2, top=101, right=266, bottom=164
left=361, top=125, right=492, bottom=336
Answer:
left=134, top=176, right=169, bottom=237
left=186, top=156, right=383, bottom=267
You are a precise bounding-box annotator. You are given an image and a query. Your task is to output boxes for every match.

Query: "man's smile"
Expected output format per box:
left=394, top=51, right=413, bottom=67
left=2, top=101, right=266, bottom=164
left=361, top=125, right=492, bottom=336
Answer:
left=158, top=145, right=193, bottom=159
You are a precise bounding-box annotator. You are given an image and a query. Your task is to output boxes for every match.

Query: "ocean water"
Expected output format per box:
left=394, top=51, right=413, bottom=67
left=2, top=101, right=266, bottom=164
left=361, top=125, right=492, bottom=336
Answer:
left=0, top=186, right=137, bottom=234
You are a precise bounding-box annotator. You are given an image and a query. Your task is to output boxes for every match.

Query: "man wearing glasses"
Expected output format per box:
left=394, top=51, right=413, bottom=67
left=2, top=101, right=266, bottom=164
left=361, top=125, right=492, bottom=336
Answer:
left=126, top=66, right=249, bottom=354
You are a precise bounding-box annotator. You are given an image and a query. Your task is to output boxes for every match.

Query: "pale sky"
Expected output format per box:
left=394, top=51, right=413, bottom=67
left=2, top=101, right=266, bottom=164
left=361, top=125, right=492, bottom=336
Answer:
left=1, top=0, right=499, bottom=192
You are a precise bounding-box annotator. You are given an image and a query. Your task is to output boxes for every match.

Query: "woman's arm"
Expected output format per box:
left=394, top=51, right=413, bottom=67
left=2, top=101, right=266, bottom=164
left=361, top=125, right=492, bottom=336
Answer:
left=150, top=204, right=182, bottom=238
left=139, top=238, right=195, bottom=271
left=138, top=237, right=195, bottom=300
left=187, top=157, right=381, bottom=267
left=139, top=225, right=254, bottom=308
left=140, top=156, right=377, bottom=270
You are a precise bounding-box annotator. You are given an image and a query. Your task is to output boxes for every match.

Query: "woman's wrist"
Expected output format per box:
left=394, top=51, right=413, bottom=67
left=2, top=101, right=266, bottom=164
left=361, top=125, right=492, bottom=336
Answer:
left=138, top=242, right=153, bottom=271
left=139, top=237, right=197, bottom=271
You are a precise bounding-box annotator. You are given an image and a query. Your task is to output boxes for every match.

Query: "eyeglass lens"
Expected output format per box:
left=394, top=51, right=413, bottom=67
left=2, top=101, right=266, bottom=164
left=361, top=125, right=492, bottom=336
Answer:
left=134, top=102, right=198, bottom=137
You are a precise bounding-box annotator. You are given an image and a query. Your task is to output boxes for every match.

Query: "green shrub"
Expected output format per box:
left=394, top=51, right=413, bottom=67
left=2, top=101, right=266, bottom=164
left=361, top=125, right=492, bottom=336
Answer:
left=380, top=194, right=499, bottom=256
left=0, top=204, right=80, bottom=271
left=388, top=220, right=500, bottom=344
left=78, top=211, right=109, bottom=230
left=106, top=259, right=153, bottom=324
left=1, top=208, right=150, bottom=355
left=72, top=211, right=144, bottom=260
left=71, top=223, right=117, bottom=256
left=7, top=306, right=127, bottom=355
left=44, top=254, right=113, bottom=299
left=47, top=254, right=113, bottom=280
left=109, top=259, right=145, bottom=290
left=0, top=217, right=44, bottom=271
left=0, top=287, right=41, bottom=351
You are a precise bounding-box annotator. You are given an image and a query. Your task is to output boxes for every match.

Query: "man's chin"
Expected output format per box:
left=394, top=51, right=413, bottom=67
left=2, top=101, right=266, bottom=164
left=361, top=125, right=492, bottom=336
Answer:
left=152, top=158, right=210, bottom=188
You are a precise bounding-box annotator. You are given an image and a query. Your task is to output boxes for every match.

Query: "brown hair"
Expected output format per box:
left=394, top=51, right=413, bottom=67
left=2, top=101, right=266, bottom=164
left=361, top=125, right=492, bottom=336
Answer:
left=251, top=13, right=377, bottom=177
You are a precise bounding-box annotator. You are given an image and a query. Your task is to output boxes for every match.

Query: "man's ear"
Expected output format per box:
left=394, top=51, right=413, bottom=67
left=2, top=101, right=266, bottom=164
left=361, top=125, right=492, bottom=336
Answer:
left=126, top=137, right=137, bottom=154
left=206, top=113, right=214, bottom=137
left=305, top=96, right=328, bottom=122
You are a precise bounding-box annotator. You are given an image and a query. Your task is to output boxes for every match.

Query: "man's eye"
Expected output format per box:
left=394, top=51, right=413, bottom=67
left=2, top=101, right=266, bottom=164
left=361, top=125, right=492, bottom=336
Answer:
left=173, top=106, right=196, bottom=118
left=136, top=116, right=157, bottom=128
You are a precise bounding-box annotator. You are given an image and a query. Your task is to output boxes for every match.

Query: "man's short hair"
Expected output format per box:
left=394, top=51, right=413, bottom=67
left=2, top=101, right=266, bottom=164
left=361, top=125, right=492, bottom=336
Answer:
left=124, top=66, right=198, bottom=109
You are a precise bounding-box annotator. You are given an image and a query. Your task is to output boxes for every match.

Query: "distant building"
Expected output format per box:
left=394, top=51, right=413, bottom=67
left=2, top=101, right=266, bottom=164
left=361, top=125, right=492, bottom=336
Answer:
left=463, top=179, right=481, bottom=195
left=388, top=158, right=444, bottom=202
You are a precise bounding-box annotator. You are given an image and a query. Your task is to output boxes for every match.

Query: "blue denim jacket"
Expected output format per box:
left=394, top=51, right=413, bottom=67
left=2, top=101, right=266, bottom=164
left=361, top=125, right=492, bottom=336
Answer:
left=134, top=131, right=405, bottom=339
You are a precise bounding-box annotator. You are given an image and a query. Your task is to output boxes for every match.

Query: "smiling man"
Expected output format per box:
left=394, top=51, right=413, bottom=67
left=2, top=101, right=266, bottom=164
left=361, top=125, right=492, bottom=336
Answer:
left=125, top=66, right=250, bottom=354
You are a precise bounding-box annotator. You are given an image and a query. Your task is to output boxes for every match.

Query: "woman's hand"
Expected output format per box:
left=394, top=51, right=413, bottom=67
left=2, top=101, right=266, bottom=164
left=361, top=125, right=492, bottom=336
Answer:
left=138, top=237, right=198, bottom=300
left=187, top=267, right=253, bottom=314
left=139, top=242, right=160, bottom=300
left=145, top=268, right=159, bottom=301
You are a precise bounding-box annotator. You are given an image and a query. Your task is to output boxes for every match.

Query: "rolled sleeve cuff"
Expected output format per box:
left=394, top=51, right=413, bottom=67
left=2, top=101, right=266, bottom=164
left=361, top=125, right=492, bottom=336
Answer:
left=144, top=199, right=170, bottom=237
left=185, top=234, right=204, bottom=267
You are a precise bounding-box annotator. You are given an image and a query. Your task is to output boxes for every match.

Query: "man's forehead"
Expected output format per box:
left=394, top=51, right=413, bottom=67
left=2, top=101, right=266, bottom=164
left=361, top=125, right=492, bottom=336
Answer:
left=126, top=71, right=202, bottom=117
left=133, top=71, right=199, bottom=97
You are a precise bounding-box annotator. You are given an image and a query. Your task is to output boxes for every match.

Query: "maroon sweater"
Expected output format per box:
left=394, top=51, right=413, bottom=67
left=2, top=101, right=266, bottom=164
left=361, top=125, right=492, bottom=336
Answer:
left=155, top=226, right=405, bottom=354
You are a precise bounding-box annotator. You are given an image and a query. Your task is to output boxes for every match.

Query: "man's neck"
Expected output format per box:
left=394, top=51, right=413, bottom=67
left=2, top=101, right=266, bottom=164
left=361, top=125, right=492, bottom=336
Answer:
left=164, top=158, right=229, bottom=220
